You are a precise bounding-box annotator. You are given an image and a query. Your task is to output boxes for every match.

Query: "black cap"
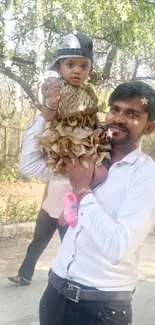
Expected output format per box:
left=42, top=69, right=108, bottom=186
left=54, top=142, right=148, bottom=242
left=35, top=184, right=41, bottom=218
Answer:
left=48, top=32, right=93, bottom=70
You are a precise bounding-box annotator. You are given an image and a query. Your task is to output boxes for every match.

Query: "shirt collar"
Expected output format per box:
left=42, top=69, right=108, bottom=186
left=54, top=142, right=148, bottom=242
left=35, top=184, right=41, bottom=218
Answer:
left=115, top=147, right=142, bottom=165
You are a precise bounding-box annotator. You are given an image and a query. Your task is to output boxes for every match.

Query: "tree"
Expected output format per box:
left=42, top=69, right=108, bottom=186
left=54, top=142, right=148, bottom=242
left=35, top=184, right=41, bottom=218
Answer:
left=1, top=0, right=155, bottom=108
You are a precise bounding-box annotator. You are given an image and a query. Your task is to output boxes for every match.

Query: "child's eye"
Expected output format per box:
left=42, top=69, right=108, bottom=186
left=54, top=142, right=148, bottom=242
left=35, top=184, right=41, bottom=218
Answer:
left=67, top=63, right=74, bottom=68
left=82, top=64, right=89, bottom=70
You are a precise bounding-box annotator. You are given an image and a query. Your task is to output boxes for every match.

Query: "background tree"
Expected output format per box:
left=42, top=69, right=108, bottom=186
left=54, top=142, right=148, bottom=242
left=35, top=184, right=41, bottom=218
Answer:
left=1, top=0, right=155, bottom=108
left=0, top=0, right=155, bottom=162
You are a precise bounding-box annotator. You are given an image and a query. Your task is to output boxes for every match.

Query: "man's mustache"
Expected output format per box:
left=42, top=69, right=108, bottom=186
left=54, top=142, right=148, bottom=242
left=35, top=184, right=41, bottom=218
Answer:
left=104, top=122, right=130, bottom=134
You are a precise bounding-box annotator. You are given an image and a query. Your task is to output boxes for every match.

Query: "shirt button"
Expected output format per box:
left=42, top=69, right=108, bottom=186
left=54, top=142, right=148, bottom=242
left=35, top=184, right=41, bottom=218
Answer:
left=81, top=213, right=83, bottom=216
left=72, top=254, right=75, bottom=258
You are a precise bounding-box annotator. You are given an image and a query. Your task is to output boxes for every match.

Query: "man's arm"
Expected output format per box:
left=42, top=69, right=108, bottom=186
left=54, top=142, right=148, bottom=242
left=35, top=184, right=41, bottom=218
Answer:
left=79, top=173, right=155, bottom=265
left=19, top=115, right=55, bottom=180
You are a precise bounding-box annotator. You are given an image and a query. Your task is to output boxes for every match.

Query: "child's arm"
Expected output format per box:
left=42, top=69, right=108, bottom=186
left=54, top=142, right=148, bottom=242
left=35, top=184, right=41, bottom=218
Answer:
left=41, top=77, right=61, bottom=122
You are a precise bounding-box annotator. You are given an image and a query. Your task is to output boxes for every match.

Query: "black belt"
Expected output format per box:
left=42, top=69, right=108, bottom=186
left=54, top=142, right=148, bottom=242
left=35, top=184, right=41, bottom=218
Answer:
left=49, top=270, right=133, bottom=303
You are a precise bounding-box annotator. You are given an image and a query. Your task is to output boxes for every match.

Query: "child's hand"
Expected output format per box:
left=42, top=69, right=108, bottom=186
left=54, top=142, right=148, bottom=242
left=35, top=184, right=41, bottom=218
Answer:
left=58, top=211, right=67, bottom=226
left=96, top=128, right=106, bottom=144
left=42, top=77, right=61, bottom=109
left=90, top=164, right=108, bottom=189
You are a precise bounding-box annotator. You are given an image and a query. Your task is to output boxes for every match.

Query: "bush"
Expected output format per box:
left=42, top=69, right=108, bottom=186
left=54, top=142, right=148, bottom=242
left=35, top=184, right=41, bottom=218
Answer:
left=142, top=133, right=155, bottom=160
left=0, top=163, right=30, bottom=183
left=0, top=197, right=39, bottom=225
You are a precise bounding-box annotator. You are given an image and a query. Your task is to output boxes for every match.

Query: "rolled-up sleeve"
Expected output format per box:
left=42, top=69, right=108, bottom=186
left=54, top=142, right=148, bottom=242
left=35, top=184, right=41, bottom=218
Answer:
left=79, top=174, right=155, bottom=265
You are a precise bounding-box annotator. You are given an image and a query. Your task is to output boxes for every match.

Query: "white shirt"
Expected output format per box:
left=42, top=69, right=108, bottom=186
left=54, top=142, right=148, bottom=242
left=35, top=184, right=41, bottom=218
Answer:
left=52, top=149, right=155, bottom=291
left=42, top=181, right=71, bottom=218
left=19, top=115, right=155, bottom=291
left=19, top=115, right=71, bottom=218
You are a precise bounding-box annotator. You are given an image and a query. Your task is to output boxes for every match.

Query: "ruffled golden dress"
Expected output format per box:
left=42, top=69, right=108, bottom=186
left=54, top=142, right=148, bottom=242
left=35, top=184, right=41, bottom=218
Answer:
left=37, top=82, right=111, bottom=175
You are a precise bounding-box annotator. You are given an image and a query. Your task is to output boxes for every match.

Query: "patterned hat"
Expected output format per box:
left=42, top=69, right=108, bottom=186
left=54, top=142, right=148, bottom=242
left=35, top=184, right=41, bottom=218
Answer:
left=48, top=32, right=93, bottom=70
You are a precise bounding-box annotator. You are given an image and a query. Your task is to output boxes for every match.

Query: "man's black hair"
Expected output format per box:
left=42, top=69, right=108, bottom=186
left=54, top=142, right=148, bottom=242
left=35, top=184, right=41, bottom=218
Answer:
left=108, top=81, right=155, bottom=122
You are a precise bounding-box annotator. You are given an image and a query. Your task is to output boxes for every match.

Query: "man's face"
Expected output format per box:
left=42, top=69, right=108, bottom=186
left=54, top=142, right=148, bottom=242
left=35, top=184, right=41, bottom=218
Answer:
left=58, top=57, right=92, bottom=87
left=105, top=96, right=150, bottom=145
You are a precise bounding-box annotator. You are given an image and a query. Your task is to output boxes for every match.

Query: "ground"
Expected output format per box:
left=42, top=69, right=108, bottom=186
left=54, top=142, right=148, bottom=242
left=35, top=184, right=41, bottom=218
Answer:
left=0, top=233, right=155, bottom=325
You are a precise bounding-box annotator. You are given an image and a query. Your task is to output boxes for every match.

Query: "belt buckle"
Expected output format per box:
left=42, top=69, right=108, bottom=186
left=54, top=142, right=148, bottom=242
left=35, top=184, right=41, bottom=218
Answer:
left=66, top=283, right=81, bottom=303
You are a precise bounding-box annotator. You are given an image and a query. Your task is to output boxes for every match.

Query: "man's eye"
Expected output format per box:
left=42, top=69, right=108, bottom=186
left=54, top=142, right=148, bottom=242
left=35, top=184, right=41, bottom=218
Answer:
left=110, top=107, right=117, bottom=113
left=128, top=112, right=138, bottom=118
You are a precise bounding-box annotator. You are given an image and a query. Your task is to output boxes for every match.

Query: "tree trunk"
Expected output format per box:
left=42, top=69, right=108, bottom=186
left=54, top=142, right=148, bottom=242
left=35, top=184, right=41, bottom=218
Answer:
left=102, top=45, right=118, bottom=83
left=0, top=67, right=42, bottom=110
left=3, top=127, right=8, bottom=164
left=130, top=57, right=141, bottom=81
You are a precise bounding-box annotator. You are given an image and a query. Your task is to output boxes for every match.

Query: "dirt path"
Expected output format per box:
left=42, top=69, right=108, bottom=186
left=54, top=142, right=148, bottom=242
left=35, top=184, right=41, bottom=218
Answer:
left=0, top=234, right=155, bottom=325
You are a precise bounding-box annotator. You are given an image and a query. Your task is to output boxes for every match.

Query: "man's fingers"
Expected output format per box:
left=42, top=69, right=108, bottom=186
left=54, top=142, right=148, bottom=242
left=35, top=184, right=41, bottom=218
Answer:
left=66, top=156, right=97, bottom=172
left=90, top=154, right=98, bottom=167
left=65, top=157, right=80, bottom=174
left=99, top=136, right=105, bottom=144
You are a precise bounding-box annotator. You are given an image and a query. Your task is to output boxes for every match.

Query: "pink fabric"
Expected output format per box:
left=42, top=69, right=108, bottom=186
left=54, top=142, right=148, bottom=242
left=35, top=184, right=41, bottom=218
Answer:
left=63, top=193, right=78, bottom=227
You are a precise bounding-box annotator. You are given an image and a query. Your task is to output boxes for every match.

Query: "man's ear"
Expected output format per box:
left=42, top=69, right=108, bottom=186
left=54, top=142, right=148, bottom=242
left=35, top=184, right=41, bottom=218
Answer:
left=144, top=121, right=155, bottom=135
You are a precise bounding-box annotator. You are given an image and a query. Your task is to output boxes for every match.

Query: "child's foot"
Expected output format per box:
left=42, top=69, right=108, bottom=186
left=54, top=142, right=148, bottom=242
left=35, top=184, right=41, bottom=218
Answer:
left=90, top=164, right=108, bottom=189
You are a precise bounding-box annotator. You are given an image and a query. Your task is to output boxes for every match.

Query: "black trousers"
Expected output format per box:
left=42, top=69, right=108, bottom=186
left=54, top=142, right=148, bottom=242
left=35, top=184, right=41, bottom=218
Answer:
left=18, top=208, right=68, bottom=280
left=39, top=284, right=132, bottom=325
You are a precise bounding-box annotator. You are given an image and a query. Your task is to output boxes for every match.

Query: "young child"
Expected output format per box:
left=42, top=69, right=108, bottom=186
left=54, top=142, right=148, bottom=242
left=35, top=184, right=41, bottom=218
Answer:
left=38, top=32, right=111, bottom=175
left=39, top=32, right=111, bottom=226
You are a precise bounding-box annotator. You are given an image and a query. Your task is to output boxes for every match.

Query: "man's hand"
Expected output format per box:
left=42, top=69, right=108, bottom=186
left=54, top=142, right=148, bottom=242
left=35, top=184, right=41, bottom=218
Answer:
left=58, top=211, right=67, bottom=226
left=66, top=155, right=97, bottom=193
left=41, top=77, right=61, bottom=109
left=90, top=164, right=108, bottom=189
left=96, top=128, right=106, bottom=144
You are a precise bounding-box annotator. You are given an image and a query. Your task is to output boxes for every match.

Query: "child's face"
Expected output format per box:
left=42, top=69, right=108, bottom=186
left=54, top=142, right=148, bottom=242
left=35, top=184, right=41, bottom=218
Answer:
left=58, top=57, right=92, bottom=87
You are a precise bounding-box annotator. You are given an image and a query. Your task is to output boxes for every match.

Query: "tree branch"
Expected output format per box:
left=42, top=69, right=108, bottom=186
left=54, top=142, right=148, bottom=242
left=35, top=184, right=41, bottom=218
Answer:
left=101, top=45, right=118, bottom=83
left=134, top=76, right=155, bottom=81
left=0, top=67, right=42, bottom=110
left=0, top=55, right=35, bottom=66
left=130, top=57, right=141, bottom=81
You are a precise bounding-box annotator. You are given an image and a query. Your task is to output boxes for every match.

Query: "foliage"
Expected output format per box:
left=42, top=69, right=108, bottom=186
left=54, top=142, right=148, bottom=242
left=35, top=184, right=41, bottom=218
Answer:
left=0, top=163, right=30, bottom=182
left=1, top=0, right=155, bottom=108
left=142, top=133, right=155, bottom=160
left=0, top=196, right=39, bottom=225
left=0, top=0, right=155, bottom=170
left=0, top=75, right=35, bottom=166
left=0, top=164, right=18, bottom=182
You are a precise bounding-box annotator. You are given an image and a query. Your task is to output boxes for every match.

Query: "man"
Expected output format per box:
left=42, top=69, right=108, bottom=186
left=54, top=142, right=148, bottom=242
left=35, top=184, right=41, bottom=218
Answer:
left=7, top=114, right=70, bottom=285
left=19, top=81, right=155, bottom=324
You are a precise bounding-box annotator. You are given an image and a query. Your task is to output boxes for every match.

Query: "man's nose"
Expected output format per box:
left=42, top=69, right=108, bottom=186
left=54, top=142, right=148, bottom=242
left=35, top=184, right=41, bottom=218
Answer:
left=113, top=111, right=127, bottom=124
